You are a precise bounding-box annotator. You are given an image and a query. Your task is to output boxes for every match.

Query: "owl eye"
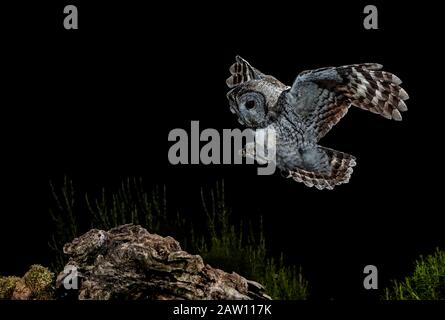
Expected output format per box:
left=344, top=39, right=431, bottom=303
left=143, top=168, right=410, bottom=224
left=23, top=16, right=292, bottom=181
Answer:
left=245, top=100, right=256, bottom=110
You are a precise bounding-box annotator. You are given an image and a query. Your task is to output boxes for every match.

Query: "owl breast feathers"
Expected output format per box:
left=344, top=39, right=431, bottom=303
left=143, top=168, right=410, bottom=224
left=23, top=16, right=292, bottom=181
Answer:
left=226, top=56, right=409, bottom=190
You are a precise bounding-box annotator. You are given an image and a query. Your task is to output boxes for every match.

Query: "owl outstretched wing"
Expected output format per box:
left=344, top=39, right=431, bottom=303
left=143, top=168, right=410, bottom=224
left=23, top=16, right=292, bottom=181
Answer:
left=287, top=64, right=409, bottom=140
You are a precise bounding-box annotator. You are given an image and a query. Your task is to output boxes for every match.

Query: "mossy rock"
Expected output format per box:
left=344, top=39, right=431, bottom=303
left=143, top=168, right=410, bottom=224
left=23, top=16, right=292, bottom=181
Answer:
left=23, top=264, right=54, bottom=297
left=0, top=276, right=21, bottom=299
left=0, top=265, right=54, bottom=300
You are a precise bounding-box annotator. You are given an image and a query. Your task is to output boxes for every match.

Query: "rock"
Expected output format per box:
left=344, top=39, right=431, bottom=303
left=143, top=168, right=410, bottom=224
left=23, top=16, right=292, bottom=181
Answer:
left=57, top=224, right=271, bottom=300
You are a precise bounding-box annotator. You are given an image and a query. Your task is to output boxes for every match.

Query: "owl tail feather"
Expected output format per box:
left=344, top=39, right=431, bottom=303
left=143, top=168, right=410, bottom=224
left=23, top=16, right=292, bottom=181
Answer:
left=337, top=64, right=409, bottom=120
left=287, top=147, right=356, bottom=190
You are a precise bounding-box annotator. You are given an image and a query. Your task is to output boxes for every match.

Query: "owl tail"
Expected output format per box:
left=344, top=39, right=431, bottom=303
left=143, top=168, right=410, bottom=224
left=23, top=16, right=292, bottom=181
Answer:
left=287, top=147, right=357, bottom=190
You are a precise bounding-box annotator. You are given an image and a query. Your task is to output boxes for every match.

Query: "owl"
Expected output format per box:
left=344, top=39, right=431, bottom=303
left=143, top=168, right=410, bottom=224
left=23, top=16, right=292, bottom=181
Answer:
left=226, top=56, right=409, bottom=190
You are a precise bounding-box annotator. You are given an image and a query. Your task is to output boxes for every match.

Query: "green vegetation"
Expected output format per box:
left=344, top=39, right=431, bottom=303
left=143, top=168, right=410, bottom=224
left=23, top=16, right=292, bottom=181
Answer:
left=197, top=182, right=308, bottom=300
left=262, top=258, right=308, bottom=300
left=384, top=248, right=445, bottom=300
left=49, top=178, right=78, bottom=272
left=49, top=177, right=308, bottom=300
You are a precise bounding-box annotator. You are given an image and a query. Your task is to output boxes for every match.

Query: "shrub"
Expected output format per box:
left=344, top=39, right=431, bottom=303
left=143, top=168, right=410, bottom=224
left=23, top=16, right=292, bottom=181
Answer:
left=197, top=182, right=308, bottom=300
left=384, top=248, right=445, bottom=300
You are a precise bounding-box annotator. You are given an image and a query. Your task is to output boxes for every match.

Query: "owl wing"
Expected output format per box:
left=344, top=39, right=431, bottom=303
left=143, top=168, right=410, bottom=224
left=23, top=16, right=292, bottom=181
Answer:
left=226, top=56, right=266, bottom=88
left=287, top=64, right=409, bottom=140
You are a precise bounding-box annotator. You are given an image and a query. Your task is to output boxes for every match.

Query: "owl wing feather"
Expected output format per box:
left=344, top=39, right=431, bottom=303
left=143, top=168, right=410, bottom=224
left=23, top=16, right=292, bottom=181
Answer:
left=288, top=64, right=409, bottom=140
left=226, top=56, right=265, bottom=88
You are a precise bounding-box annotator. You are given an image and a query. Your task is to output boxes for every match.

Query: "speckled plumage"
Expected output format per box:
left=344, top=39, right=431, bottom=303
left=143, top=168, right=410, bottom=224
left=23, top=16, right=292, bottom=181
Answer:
left=226, top=56, right=409, bottom=190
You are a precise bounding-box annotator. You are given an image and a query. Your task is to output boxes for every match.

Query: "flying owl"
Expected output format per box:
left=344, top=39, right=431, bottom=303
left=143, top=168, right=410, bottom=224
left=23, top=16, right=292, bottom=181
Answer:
left=226, top=56, right=409, bottom=190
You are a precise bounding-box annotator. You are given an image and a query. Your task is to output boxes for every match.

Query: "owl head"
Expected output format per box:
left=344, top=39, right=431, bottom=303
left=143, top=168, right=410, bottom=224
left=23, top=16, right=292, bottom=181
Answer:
left=226, top=56, right=289, bottom=128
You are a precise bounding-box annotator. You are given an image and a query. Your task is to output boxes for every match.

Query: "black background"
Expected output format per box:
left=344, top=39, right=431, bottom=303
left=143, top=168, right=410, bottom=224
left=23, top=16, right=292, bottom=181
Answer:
left=2, top=0, right=444, bottom=303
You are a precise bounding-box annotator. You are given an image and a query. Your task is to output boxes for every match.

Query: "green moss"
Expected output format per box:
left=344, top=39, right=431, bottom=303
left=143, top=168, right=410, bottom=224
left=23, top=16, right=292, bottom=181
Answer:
left=23, top=265, right=54, bottom=298
left=0, top=276, right=21, bottom=299
left=384, top=248, right=445, bottom=300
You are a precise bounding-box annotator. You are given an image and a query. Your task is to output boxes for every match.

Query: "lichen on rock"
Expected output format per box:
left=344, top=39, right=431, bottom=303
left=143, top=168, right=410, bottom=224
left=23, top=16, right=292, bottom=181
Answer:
left=57, top=224, right=271, bottom=300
